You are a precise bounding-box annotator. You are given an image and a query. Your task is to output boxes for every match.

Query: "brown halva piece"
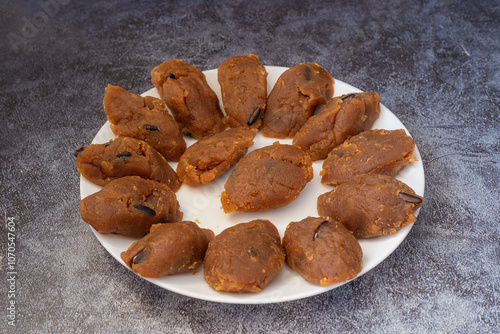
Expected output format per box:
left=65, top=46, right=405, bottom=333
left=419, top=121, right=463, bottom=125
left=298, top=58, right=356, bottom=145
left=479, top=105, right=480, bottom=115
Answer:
left=103, top=84, right=186, bottom=161
left=292, top=92, right=381, bottom=161
left=176, top=128, right=257, bottom=186
left=262, top=63, right=334, bottom=138
left=321, top=129, right=416, bottom=185
left=80, top=176, right=183, bottom=237
left=203, top=219, right=285, bottom=293
left=75, top=137, right=181, bottom=191
left=317, top=174, right=424, bottom=239
left=218, top=54, right=268, bottom=129
left=283, top=216, right=363, bottom=286
left=120, top=221, right=214, bottom=278
left=220, top=143, right=313, bottom=213
left=151, top=59, right=225, bottom=139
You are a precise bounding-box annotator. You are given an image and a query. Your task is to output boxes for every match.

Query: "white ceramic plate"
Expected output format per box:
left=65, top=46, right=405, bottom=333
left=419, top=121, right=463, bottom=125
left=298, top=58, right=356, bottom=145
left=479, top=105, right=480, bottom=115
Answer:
left=80, top=66, right=425, bottom=304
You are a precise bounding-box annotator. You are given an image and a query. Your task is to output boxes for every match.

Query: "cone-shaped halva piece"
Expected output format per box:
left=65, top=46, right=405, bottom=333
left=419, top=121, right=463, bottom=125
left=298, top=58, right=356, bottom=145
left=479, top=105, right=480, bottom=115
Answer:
left=292, top=92, right=381, bottom=161
left=317, top=174, right=424, bottom=238
left=121, top=221, right=214, bottom=278
left=151, top=59, right=225, bottom=139
left=75, top=137, right=181, bottom=191
left=320, top=129, right=416, bottom=185
left=218, top=54, right=268, bottom=129
left=176, top=128, right=257, bottom=186
left=262, top=63, right=334, bottom=138
left=221, top=142, right=313, bottom=213
left=203, top=219, right=285, bottom=293
left=80, top=176, right=183, bottom=237
left=103, top=84, right=186, bottom=161
left=283, top=216, right=363, bottom=285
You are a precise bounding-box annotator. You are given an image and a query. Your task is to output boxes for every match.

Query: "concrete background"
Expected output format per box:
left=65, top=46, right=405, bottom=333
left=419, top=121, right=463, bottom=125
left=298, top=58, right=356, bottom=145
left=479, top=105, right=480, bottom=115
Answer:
left=1, top=0, right=498, bottom=332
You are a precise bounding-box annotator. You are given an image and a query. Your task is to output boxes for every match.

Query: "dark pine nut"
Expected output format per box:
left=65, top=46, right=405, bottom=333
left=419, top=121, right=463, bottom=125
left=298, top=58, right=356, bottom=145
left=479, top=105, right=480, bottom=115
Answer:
left=134, top=204, right=156, bottom=216
left=115, top=151, right=132, bottom=158
left=341, top=94, right=356, bottom=101
left=398, top=192, right=423, bottom=204
left=313, top=220, right=329, bottom=240
left=132, top=249, right=148, bottom=266
left=142, top=124, right=159, bottom=131
left=247, top=107, right=261, bottom=126
left=74, top=146, right=85, bottom=157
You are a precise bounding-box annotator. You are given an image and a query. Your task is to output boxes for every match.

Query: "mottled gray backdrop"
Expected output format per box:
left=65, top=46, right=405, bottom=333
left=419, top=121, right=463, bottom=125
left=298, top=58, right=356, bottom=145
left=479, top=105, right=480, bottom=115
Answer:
left=0, top=0, right=499, bottom=333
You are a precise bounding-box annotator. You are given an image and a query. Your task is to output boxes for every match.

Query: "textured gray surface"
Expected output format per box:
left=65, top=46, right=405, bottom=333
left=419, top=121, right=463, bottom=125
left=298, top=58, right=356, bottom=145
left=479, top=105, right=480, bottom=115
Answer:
left=1, top=0, right=499, bottom=332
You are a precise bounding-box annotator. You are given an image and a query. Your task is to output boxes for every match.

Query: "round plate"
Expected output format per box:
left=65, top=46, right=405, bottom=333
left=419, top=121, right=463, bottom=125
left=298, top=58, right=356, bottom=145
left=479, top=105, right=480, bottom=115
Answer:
left=80, top=66, right=425, bottom=304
